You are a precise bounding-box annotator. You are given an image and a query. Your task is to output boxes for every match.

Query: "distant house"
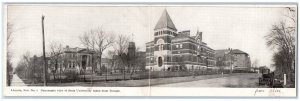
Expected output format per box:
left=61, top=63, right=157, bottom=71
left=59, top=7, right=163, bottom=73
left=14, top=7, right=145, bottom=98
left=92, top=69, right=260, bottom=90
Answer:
left=215, top=48, right=251, bottom=71
left=61, top=46, right=119, bottom=73
left=100, top=58, right=113, bottom=70
left=62, top=46, right=95, bottom=72
left=99, top=42, right=146, bottom=73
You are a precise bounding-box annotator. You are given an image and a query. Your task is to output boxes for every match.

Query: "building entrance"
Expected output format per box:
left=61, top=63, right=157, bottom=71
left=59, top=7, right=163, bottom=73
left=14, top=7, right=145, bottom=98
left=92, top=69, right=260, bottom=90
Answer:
left=158, top=57, right=163, bottom=67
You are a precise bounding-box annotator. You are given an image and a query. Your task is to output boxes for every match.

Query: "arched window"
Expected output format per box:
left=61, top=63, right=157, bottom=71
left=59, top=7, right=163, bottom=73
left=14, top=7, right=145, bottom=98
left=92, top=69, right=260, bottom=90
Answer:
left=158, top=57, right=163, bottom=67
left=157, top=39, right=165, bottom=51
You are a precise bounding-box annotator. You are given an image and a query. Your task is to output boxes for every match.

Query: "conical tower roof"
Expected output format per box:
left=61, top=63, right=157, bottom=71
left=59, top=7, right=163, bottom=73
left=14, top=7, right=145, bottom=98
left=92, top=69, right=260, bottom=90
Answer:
left=154, top=9, right=177, bottom=31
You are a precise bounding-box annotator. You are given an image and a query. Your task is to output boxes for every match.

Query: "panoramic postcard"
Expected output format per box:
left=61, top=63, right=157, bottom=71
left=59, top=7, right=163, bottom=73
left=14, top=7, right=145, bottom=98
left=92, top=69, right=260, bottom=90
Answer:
left=3, top=3, right=297, bottom=96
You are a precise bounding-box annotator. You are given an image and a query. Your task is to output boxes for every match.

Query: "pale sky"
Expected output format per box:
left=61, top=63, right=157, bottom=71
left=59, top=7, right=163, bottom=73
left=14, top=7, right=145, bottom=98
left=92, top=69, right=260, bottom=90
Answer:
left=7, top=5, right=294, bottom=68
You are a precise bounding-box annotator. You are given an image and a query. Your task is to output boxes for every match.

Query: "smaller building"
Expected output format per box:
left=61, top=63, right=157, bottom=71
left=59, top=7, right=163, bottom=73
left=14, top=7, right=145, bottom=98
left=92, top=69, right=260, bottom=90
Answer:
left=62, top=46, right=95, bottom=72
left=215, top=48, right=251, bottom=71
left=100, top=42, right=146, bottom=73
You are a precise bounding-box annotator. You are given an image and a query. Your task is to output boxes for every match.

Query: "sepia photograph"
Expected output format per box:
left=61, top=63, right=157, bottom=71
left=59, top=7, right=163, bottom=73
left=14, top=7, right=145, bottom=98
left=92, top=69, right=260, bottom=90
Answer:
left=3, top=3, right=297, bottom=97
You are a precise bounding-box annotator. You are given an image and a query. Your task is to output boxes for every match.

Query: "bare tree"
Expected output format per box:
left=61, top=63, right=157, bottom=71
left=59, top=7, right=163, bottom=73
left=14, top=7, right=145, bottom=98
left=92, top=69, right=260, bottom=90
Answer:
left=7, top=22, right=14, bottom=86
left=265, top=7, right=296, bottom=86
left=15, top=52, right=45, bottom=84
left=22, top=52, right=32, bottom=80
left=16, top=52, right=33, bottom=82
left=113, top=34, right=130, bottom=80
left=107, top=50, right=117, bottom=73
left=48, top=41, right=63, bottom=81
left=79, top=26, right=115, bottom=83
left=251, top=59, right=259, bottom=68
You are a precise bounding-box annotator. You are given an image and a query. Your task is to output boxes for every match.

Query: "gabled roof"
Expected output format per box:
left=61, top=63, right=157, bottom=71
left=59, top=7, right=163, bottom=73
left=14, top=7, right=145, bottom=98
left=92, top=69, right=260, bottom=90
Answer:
left=231, top=49, right=248, bottom=55
left=172, top=34, right=194, bottom=42
left=215, top=49, right=248, bottom=57
left=64, top=47, right=94, bottom=54
left=102, top=58, right=111, bottom=63
left=154, top=9, right=177, bottom=31
left=215, top=49, right=230, bottom=57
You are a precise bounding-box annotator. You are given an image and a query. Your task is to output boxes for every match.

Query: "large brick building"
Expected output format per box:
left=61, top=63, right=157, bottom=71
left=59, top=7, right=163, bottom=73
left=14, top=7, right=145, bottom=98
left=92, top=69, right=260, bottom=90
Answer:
left=145, top=9, right=216, bottom=71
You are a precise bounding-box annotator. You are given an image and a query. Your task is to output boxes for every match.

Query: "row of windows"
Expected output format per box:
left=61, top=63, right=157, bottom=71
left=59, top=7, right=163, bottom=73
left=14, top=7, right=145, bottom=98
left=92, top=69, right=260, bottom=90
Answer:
left=154, top=30, right=176, bottom=36
left=147, top=43, right=204, bottom=50
left=64, top=53, right=77, bottom=58
left=207, top=61, right=216, bottom=66
left=146, top=43, right=215, bottom=57
left=175, top=44, right=183, bottom=48
left=147, top=55, right=216, bottom=64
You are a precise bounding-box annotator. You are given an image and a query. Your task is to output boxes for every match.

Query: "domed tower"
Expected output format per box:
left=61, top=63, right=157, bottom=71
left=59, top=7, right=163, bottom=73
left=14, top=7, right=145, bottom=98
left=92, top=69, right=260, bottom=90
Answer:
left=153, top=9, right=177, bottom=70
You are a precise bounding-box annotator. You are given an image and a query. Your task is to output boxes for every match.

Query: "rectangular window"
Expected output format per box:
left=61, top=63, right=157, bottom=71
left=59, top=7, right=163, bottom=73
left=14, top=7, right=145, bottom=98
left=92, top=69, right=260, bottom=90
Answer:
left=180, top=44, right=183, bottom=48
left=167, top=30, right=171, bottom=35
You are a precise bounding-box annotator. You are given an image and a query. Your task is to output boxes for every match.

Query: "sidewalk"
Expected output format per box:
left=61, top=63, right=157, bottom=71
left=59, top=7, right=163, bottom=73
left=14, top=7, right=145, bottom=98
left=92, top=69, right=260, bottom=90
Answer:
left=11, top=74, right=27, bottom=86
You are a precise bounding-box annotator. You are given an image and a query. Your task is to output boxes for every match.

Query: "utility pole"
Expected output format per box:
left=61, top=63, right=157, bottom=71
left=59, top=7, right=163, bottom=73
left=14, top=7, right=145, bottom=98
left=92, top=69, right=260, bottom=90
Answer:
left=33, top=55, right=37, bottom=84
left=91, top=55, right=94, bottom=86
left=42, top=15, right=47, bottom=86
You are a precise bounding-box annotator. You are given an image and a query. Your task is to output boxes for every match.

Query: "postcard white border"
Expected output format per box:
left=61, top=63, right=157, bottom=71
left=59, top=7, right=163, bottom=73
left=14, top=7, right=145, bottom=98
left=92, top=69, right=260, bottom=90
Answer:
left=2, top=3, right=297, bottom=97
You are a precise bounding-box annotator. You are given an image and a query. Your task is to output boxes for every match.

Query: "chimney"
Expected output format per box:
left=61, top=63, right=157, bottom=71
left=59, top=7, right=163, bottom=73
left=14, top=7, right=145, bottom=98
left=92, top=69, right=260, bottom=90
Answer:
left=198, top=32, right=202, bottom=42
left=66, top=45, right=70, bottom=51
left=196, top=29, right=202, bottom=42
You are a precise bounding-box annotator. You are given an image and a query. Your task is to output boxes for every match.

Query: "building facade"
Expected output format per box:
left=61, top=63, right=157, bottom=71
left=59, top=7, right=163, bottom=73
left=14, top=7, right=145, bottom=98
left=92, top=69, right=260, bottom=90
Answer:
left=145, top=9, right=216, bottom=71
left=215, top=48, right=251, bottom=71
left=55, top=46, right=95, bottom=73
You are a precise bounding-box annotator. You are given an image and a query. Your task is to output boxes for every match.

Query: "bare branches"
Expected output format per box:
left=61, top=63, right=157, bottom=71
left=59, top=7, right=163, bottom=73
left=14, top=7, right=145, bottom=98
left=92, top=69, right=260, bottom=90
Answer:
left=79, top=26, right=115, bottom=55
left=283, top=7, right=296, bottom=23
left=49, top=41, right=63, bottom=58
left=7, top=23, right=14, bottom=47
left=114, top=34, right=131, bottom=55
left=265, top=7, right=296, bottom=85
left=79, top=26, right=115, bottom=77
left=265, top=21, right=295, bottom=53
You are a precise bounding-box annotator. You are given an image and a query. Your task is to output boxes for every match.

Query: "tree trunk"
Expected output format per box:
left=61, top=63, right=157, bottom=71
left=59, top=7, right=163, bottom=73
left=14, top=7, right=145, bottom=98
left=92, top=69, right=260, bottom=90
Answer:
left=130, top=66, right=135, bottom=79
left=53, top=72, right=56, bottom=80
left=83, top=69, right=86, bottom=81
left=91, top=55, right=95, bottom=86
left=59, top=66, right=62, bottom=83
left=123, top=66, right=126, bottom=80
left=98, top=54, right=102, bottom=75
